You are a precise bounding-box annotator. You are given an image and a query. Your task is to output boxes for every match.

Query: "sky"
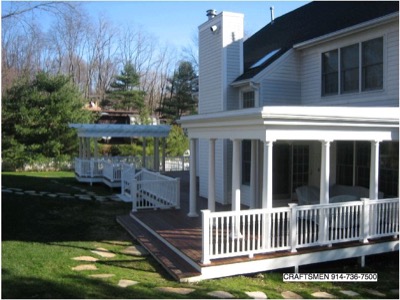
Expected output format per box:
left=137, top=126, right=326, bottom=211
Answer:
left=2, top=1, right=310, bottom=50
left=81, top=1, right=309, bottom=48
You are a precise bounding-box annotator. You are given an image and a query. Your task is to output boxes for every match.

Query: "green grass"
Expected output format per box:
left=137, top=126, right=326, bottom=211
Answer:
left=2, top=171, right=399, bottom=298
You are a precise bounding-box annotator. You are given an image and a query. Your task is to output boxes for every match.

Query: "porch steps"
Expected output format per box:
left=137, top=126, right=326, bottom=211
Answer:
left=116, top=214, right=201, bottom=281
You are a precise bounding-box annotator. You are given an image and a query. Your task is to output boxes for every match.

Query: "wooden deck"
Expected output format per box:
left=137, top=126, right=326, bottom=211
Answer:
left=117, top=171, right=399, bottom=282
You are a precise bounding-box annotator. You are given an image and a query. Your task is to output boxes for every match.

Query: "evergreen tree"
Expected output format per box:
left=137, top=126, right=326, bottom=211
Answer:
left=106, top=62, right=146, bottom=115
left=158, top=61, right=197, bottom=124
left=2, top=72, right=94, bottom=169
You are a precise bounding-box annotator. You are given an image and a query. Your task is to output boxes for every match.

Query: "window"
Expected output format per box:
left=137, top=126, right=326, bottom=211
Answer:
left=322, top=37, right=383, bottom=96
left=362, top=37, right=383, bottom=91
left=341, top=44, right=359, bottom=93
left=242, top=91, right=255, bottom=108
left=322, top=50, right=339, bottom=95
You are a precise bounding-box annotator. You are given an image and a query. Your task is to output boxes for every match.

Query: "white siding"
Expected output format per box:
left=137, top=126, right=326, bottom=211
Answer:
left=300, top=20, right=399, bottom=107
left=255, top=50, right=302, bottom=106
left=198, top=25, right=223, bottom=114
left=198, top=12, right=244, bottom=204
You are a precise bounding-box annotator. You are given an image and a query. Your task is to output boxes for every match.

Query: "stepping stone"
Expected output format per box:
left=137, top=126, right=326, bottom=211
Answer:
left=311, top=292, right=336, bottom=298
left=364, top=289, right=386, bottom=297
left=121, top=245, right=149, bottom=256
left=89, top=274, right=115, bottom=278
left=91, top=248, right=116, bottom=258
left=95, top=196, right=107, bottom=202
left=72, top=256, right=99, bottom=262
left=72, top=264, right=98, bottom=271
left=340, top=290, right=359, bottom=297
left=156, top=287, right=195, bottom=295
left=78, top=196, right=92, bottom=201
left=2, top=189, right=13, bottom=193
left=47, top=194, right=58, bottom=198
left=281, top=291, right=303, bottom=299
left=207, top=291, right=235, bottom=298
left=118, top=279, right=139, bottom=288
left=245, top=291, right=267, bottom=299
left=15, top=192, right=25, bottom=195
left=9, top=188, right=23, bottom=191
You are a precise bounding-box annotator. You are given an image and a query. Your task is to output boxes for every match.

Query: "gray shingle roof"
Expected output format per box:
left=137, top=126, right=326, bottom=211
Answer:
left=235, top=1, right=398, bottom=82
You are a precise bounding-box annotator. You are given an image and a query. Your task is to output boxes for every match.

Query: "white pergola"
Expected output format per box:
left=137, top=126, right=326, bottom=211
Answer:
left=69, top=124, right=171, bottom=171
left=180, top=106, right=399, bottom=217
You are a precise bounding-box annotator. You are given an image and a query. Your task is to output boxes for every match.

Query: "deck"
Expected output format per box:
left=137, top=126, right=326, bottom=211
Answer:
left=117, top=171, right=399, bottom=282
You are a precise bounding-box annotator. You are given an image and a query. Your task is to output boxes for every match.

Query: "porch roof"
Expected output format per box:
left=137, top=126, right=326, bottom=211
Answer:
left=179, top=106, right=399, bottom=142
left=69, top=123, right=171, bottom=138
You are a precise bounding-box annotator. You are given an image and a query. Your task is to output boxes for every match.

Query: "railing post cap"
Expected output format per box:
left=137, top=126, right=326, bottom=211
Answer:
left=288, top=203, right=298, bottom=208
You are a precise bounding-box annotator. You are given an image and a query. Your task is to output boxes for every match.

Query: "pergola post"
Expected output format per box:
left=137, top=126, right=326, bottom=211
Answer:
left=142, top=138, right=147, bottom=169
left=162, top=137, right=166, bottom=172
left=154, top=137, right=160, bottom=172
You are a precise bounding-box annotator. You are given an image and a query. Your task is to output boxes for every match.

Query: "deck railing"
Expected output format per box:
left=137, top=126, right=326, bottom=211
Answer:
left=74, top=158, right=103, bottom=178
left=201, top=198, right=399, bottom=264
left=102, top=160, right=123, bottom=183
left=131, top=169, right=180, bottom=211
left=120, top=163, right=137, bottom=199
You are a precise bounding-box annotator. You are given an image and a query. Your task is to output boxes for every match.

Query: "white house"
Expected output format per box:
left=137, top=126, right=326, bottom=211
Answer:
left=119, top=2, right=399, bottom=282
left=180, top=2, right=399, bottom=211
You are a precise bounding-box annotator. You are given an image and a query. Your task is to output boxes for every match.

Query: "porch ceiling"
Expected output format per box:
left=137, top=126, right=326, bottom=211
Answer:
left=179, top=106, right=399, bottom=141
left=69, top=123, right=171, bottom=138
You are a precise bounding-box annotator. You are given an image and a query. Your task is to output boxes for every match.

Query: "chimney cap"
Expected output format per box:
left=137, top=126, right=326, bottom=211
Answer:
left=206, top=9, right=217, bottom=20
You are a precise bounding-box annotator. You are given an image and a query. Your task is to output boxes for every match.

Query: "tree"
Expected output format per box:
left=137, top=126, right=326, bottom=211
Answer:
left=106, top=62, right=146, bottom=114
left=158, top=61, right=197, bottom=124
left=2, top=72, right=94, bottom=169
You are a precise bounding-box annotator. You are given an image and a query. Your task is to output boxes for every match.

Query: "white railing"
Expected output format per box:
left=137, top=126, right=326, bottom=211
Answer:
left=201, top=198, right=399, bottom=264
left=164, top=156, right=190, bottom=171
left=74, top=158, right=103, bottom=178
left=132, top=169, right=180, bottom=211
left=102, top=160, right=123, bottom=182
left=121, top=163, right=136, bottom=199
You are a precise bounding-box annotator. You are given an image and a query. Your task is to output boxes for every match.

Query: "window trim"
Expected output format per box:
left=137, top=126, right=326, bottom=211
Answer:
left=321, top=36, right=384, bottom=97
left=240, top=87, right=259, bottom=109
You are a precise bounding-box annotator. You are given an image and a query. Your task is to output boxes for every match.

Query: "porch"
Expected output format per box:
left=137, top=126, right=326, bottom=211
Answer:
left=117, top=172, right=399, bottom=282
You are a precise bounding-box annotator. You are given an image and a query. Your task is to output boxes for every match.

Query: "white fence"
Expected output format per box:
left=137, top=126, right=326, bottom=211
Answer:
left=201, top=198, right=399, bottom=264
left=131, top=169, right=180, bottom=211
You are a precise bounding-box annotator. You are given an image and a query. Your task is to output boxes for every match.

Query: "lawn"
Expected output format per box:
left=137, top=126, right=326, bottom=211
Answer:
left=2, top=171, right=399, bottom=298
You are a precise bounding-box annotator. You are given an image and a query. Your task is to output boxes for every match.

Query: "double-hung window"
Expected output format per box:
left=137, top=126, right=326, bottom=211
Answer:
left=322, top=37, right=383, bottom=96
left=242, top=91, right=255, bottom=108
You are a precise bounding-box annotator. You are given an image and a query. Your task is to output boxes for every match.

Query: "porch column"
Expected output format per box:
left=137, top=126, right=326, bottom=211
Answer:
left=319, top=140, right=331, bottom=245
left=320, top=140, right=331, bottom=204
left=369, top=140, right=380, bottom=200
left=250, top=140, right=258, bottom=209
left=231, top=139, right=242, bottom=212
left=208, top=139, right=216, bottom=212
left=262, top=140, right=274, bottom=209
left=188, top=138, right=198, bottom=217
